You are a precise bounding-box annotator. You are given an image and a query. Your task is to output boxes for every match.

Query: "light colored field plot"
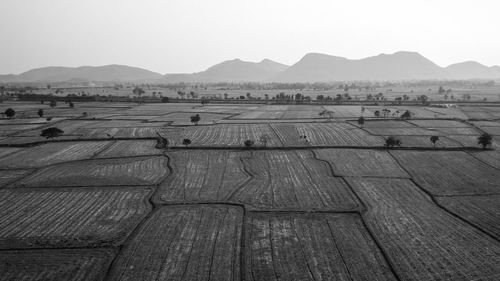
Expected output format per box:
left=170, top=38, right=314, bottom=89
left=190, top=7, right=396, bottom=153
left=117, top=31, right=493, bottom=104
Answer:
left=107, top=205, right=242, bottom=281
left=0, top=141, right=111, bottom=168
left=315, top=149, right=409, bottom=177
left=159, top=150, right=359, bottom=211
left=446, top=134, right=481, bottom=147
left=0, top=147, right=22, bottom=158
left=464, top=111, right=495, bottom=119
left=348, top=177, right=500, bottom=281
left=272, top=122, right=383, bottom=146
left=480, top=126, right=500, bottom=135
left=15, top=156, right=169, bottom=187
left=435, top=126, right=481, bottom=135
left=180, top=124, right=282, bottom=147
left=0, top=248, right=115, bottom=281
left=232, top=110, right=285, bottom=119
left=471, top=150, right=500, bottom=169
left=0, top=188, right=152, bottom=248
left=0, top=170, right=31, bottom=187
left=393, top=135, right=462, bottom=147
left=437, top=195, right=500, bottom=240
left=246, top=213, right=397, bottom=281
left=0, top=117, right=55, bottom=125
left=149, top=112, right=232, bottom=125
left=364, top=127, right=442, bottom=136
left=96, top=140, right=160, bottom=158
left=322, top=105, right=366, bottom=117
left=83, top=120, right=167, bottom=128
left=470, top=120, right=500, bottom=127
left=0, top=124, right=46, bottom=132
left=408, top=119, right=470, bottom=128
left=238, top=150, right=360, bottom=211
left=14, top=120, right=98, bottom=136
left=77, top=126, right=166, bottom=139
left=350, top=120, right=416, bottom=128
left=103, top=115, right=159, bottom=120
left=390, top=151, right=500, bottom=195
left=424, top=107, right=469, bottom=119
left=158, top=150, right=250, bottom=203
left=0, top=135, right=79, bottom=145
left=190, top=105, right=259, bottom=114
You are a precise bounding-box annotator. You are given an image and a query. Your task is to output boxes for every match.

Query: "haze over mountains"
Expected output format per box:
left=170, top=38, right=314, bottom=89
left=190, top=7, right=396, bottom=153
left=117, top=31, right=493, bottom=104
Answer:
left=1, top=51, right=499, bottom=83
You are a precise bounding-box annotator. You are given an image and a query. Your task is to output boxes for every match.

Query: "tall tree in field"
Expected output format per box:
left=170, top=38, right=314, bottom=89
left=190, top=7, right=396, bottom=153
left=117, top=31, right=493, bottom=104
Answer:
left=478, top=133, right=493, bottom=149
left=37, top=109, right=44, bottom=117
left=40, top=127, right=64, bottom=139
left=430, top=136, right=440, bottom=147
left=4, top=108, right=15, bottom=118
left=133, top=87, right=145, bottom=102
left=190, top=114, right=201, bottom=125
left=357, top=116, right=365, bottom=127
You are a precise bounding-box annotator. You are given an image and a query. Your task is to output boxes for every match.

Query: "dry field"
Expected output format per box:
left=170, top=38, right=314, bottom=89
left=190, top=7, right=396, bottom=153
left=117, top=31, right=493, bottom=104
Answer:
left=0, top=101, right=499, bottom=280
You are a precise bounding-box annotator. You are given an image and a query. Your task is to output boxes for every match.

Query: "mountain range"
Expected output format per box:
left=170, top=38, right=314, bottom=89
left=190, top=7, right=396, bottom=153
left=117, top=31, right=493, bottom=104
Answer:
left=1, top=51, right=499, bottom=83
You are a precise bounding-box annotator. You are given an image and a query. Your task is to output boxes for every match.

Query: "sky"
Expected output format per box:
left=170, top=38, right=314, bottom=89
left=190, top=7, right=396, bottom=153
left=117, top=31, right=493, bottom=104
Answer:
left=0, top=0, right=499, bottom=74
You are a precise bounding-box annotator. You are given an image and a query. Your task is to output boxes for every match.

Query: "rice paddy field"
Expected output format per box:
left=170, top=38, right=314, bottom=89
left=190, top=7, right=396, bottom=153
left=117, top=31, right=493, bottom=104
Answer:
left=0, top=101, right=499, bottom=280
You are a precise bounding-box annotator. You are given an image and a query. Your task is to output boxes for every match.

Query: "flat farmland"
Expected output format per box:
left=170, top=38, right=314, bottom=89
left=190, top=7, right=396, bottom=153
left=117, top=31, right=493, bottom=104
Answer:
left=390, top=151, right=500, bottom=195
left=158, top=150, right=250, bottom=203
left=237, top=150, right=360, bottom=211
left=245, top=213, right=397, bottom=281
left=0, top=188, right=152, bottom=248
left=0, top=141, right=112, bottom=168
left=314, top=149, right=409, bottom=177
left=179, top=123, right=282, bottom=147
left=347, top=177, right=500, bottom=281
left=149, top=112, right=232, bottom=124
left=437, top=195, right=500, bottom=240
left=0, top=248, right=115, bottom=281
left=14, top=156, right=169, bottom=187
left=107, top=205, right=243, bottom=281
left=1, top=101, right=499, bottom=280
left=159, top=150, right=360, bottom=211
left=272, top=122, right=383, bottom=146
left=96, top=140, right=161, bottom=158
left=0, top=170, right=31, bottom=187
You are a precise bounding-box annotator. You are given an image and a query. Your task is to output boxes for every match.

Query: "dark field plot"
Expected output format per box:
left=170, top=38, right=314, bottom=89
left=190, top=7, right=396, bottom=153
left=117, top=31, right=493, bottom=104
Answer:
left=437, top=195, right=500, bottom=240
left=0, top=248, right=115, bottom=281
left=390, top=150, right=500, bottom=195
left=14, top=156, right=169, bottom=187
left=348, top=177, right=500, bottom=281
left=107, top=205, right=242, bottom=281
left=0, top=188, right=152, bottom=248
left=245, top=212, right=397, bottom=281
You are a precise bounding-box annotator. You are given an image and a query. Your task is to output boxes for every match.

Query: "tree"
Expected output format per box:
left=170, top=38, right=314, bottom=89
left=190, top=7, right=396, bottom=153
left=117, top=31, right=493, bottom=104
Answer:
left=401, top=110, right=412, bottom=119
left=69, top=102, right=74, bottom=108
left=40, top=127, right=64, bottom=139
left=182, top=138, right=192, bottom=147
left=259, top=134, right=271, bottom=147
left=384, top=136, right=402, bottom=148
left=155, top=133, right=169, bottom=149
left=244, top=139, right=254, bottom=148
left=190, top=114, right=201, bottom=125
left=133, top=86, right=145, bottom=100
left=438, top=86, right=445, bottom=94
left=477, top=133, right=493, bottom=149
left=161, top=97, right=170, bottom=103
left=357, top=116, right=365, bottom=127
left=430, top=136, right=440, bottom=147
left=50, top=100, right=57, bottom=108
left=374, top=110, right=381, bottom=118
left=4, top=108, right=15, bottom=118
left=37, top=109, right=44, bottom=117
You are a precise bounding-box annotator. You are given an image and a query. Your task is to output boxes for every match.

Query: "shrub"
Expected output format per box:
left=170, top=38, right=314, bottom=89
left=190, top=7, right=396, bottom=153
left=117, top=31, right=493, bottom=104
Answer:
left=38, top=109, right=44, bottom=117
left=384, top=136, right=402, bottom=148
left=478, top=133, right=493, bottom=149
left=40, top=127, right=64, bottom=139
left=182, top=138, right=192, bottom=147
left=4, top=108, right=15, bottom=118
left=244, top=139, right=255, bottom=148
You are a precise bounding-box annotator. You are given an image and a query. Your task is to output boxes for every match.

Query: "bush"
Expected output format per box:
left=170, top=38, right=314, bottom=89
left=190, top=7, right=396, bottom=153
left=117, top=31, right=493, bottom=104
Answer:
left=478, top=133, right=493, bottom=149
left=244, top=139, right=255, bottom=148
left=38, top=109, right=44, bottom=117
left=40, top=127, right=64, bottom=139
left=182, top=138, right=192, bottom=147
left=4, top=108, right=15, bottom=118
left=384, top=136, right=402, bottom=148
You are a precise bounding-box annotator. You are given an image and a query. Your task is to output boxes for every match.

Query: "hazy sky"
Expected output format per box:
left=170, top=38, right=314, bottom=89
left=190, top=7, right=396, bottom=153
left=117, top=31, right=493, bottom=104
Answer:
left=1, top=0, right=499, bottom=74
